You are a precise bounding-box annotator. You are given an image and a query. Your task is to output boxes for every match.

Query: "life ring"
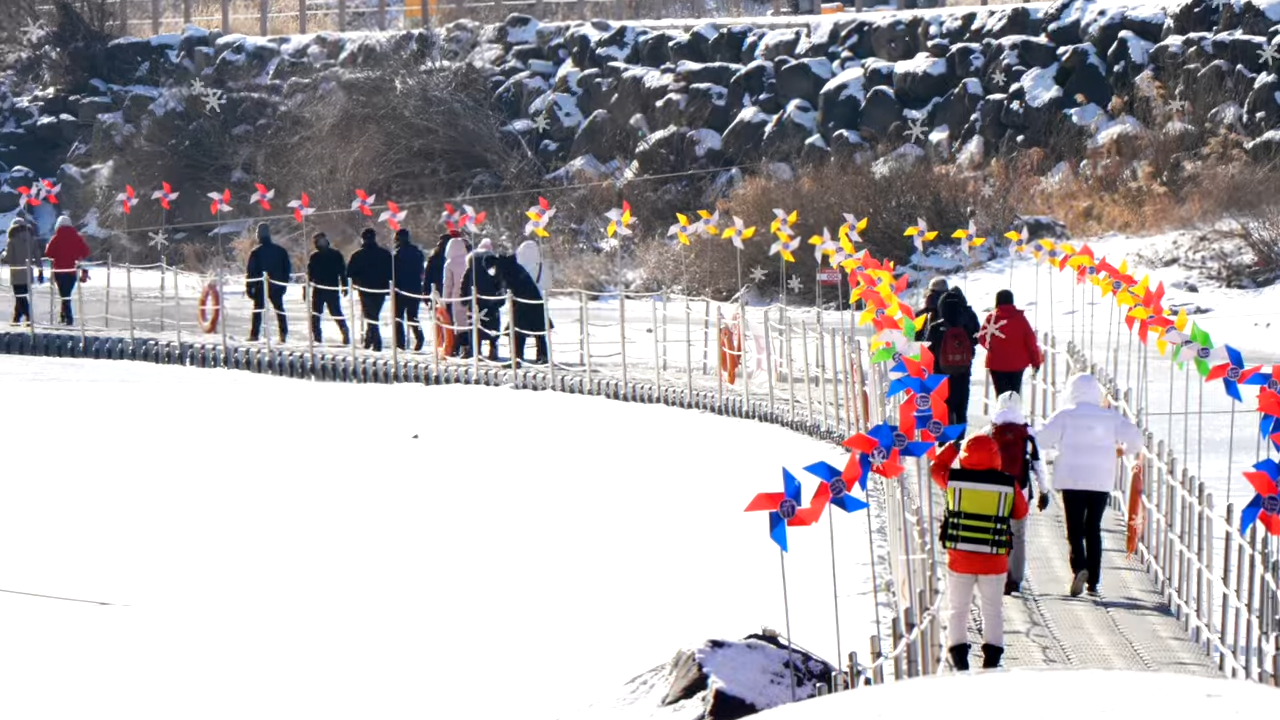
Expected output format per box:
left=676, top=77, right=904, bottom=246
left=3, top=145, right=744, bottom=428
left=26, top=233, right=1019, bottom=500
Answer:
left=1126, top=462, right=1144, bottom=557
left=198, top=281, right=221, bottom=334
left=719, top=321, right=741, bottom=385
left=434, top=304, right=455, bottom=357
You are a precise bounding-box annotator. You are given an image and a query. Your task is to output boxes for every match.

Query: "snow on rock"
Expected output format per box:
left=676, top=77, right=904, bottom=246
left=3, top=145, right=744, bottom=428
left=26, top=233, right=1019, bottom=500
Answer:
left=1019, top=63, right=1063, bottom=108
left=821, top=66, right=868, bottom=105
left=688, top=128, right=722, bottom=158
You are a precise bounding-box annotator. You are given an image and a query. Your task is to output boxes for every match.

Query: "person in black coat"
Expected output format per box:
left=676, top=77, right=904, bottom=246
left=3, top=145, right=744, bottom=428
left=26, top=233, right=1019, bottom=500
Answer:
left=392, top=227, right=427, bottom=352
left=425, top=233, right=450, bottom=308
left=245, top=222, right=292, bottom=343
left=306, top=232, right=350, bottom=345
left=459, top=240, right=502, bottom=361
left=346, top=227, right=394, bottom=352
left=925, top=288, right=980, bottom=425
left=914, top=277, right=949, bottom=340
left=493, top=254, right=553, bottom=365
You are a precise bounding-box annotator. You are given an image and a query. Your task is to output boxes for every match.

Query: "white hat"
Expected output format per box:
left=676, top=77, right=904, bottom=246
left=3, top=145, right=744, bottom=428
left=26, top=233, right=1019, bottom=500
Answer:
left=55, top=215, right=73, bottom=229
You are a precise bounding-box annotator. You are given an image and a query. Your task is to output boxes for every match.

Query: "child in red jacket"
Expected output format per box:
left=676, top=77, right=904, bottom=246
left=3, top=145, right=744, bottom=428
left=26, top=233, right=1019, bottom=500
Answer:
left=932, top=435, right=1029, bottom=671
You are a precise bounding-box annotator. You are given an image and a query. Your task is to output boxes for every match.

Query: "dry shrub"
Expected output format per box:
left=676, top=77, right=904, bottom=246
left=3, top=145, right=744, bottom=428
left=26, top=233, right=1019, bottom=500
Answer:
left=1237, top=208, right=1280, bottom=286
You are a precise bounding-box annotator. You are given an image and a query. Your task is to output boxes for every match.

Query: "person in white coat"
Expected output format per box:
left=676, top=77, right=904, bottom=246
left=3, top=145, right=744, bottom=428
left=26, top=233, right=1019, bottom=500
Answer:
left=1036, top=373, right=1144, bottom=597
left=442, top=235, right=471, bottom=357
left=981, top=391, right=1051, bottom=595
left=516, top=240, right=549, bottom=297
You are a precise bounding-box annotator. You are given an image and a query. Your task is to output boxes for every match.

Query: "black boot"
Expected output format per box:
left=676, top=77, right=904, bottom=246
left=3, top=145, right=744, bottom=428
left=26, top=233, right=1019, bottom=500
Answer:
left=338, top=320, right=351, bottom=346
left=948, top=643, right=970, bottom=672
left=412, top=326, right=425, bottom=352
left=369, top=325, right=383, bottom=352
left=981, top=643, right=1003, bottom=669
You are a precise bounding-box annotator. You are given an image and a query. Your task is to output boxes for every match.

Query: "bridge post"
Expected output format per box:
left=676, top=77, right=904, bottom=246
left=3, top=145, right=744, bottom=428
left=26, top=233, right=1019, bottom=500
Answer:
left=1221, top=504, right=1235, bottom=674
left=1194, top=482, right=1208, bottom=647
left=1234, top=525, right=1248, bottom=677
left=890, top=618, right=904, bottom=680
left=903, top=604, right=919, bottom=678
left=869, top=635, right=884, bottom=684
left=651, top=299, right=661, bottom=401
left=1202, top=488, right=1214, bottom=656
left=619, top=291, right=628, bottom=391
left=763, top=309, right=774, bottom=419
left=1246, top=523, right=1259, bottom=680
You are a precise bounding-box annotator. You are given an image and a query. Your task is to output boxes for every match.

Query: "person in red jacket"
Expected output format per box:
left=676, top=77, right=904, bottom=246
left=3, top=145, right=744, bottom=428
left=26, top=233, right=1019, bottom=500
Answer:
left=978, top=289, right=1042, bottom=398
left=44, top=216, right=91, bottom=326
left=932, top=435, right=1029, bottom=671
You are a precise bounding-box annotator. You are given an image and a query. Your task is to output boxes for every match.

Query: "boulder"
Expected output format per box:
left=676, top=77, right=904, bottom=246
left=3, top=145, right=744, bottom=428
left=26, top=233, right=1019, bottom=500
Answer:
left=571, top=109, right=629, bottom=161
left=932, top=77, right=984, bottom=140
left=871, top=19, right=918, bottom=61
left=730, top=59, right=775, bottom=100
left=638, top=31, right=674, bottom=67
left=494, top=71, right=550, bottom=120
left=684, top=128, right=724, bottom=166
left=801, top=133, right=832, bottom=164
left=497, top=14, right=541, bottom=48
left=860, top=85, right=904, bottom=142
left=776, top=57, right=834, bottom=105
left=675, top=61, right=744, bottom=89
left=1244, top=73, right=1280, bottom=133
left=946, top=43, right=986, bottom=79
left=818, top=66, right=867, bottom=135
left=977, top=93, right=1011, bottom=143
left=633, top=124, right=689, bottom=176
left=893, top=52, right=955, bottom=109
left=709, top=25, right=753, bottom=64
left=1059, top=44, right=1112, bottom=108
left=721, top=106, right=774, bottom=163
left=593, top=25, right=641, bottom=66
left=684, top=83, right=736, bottom=134
left=528, top=91, right=586, bottom=143
left=1244, top=129, right=1280, bottom=161
left=763, top=99, right=819, bottom=159
left=757, top=29, right=803, bottom=61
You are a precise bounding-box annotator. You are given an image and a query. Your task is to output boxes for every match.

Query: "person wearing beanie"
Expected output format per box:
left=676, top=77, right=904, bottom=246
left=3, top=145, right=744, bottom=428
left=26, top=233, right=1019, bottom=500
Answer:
left=43, top=215, right=91, bottom=326
left=932, top=435, right=1028, bottom=671
left=245, top=222, right=292, bottom=342
left=392, top=227, right=426, bottom=352
left=3, top=218, right=41, bottom=325
left=925, top=286, right=980, bottom=424
left=345, top=227, right=394, bottom=351
left=306, top=232, right=350, bottom=345
left=978, top=288, right=1042, bottom=397
left=914, top=277, right=949, bottom=339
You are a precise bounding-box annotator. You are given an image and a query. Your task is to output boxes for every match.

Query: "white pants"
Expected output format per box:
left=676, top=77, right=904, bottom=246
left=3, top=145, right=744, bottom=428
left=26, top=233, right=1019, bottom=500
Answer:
left=947, top=571, right=1005, bottom=648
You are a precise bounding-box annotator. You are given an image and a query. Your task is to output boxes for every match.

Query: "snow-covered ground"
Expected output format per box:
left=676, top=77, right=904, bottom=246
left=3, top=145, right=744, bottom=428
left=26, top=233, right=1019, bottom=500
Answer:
left=752, top=668, right=1279, bottom=719
left=0, top=355, right=878, bottom=719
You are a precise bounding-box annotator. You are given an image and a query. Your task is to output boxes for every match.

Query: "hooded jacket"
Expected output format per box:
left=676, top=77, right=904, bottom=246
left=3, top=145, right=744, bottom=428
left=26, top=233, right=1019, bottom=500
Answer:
left=932, top=436, right=1029, bottom=575
left=982, top=392, right=1050, bottom=496
left=1036, top=374, right=1144, bottom=493
left=307, top=239, right=348, bottom=290
left=246, top=231, right=292, bottom=295
left=925, top=289, right=979, bottom=374
left=3, top=221, right=39, bottom=285
left=442, top=236, right=471, bottom=326
left=516, top=240, right=548, bottom=296
left=347, top=234, right=394, bottom=293
left=44, top=222, right=90, bottom=273
left=393, top=235, right=426, bottom=294
left=425, top=236, right=450, bottom=302
left=980, top=304, right=1042, bottom=373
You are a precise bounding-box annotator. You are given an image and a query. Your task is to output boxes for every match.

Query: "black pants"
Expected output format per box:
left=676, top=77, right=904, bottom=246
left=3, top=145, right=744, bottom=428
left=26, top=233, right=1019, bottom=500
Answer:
left=250, top=288, right=287, bottom=341
left=1062, top=490, right=1110, bottom=588
left=991, top=370, right=1025, bottom=398
left=54, top=273, right=77, bottom=325
left=12, top=284, right=30, bottom=324
left=393, top=291, right=425, bottom=351
left=358, top=291, right=386, bottom=351
left=512, top=332, right=548, bottom=365
left=309, top=288, right=349, bottom=343
left=945, top=372, right=971, bottom=425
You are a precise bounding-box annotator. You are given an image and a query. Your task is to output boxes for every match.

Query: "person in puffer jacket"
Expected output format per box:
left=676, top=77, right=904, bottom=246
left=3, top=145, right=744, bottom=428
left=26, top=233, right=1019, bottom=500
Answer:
left=44, top=216, right=91, bottom=325
left=932, top=435, right=1029, bottom=672
left=979, top=289, right=1042, bottom=398
left=516, top=239, right=549, bottom=297
left=1036, top=373, right=1143, bottom=597
left=441, top=235, right=472, bottom=357
left=3, top=218, right=41, bottom=325
left=981, top=391, right=1051, bottom=596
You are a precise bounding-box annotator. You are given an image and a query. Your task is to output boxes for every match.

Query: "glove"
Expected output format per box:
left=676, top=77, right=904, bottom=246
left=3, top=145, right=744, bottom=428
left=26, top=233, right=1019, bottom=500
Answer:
left=80, top=268, right=90, bottom=283
left=37, top=269, right=45, bottom=284
left=342, top=287, right=349, bottom=297
left=1038, top=494, right=1050, bottom=512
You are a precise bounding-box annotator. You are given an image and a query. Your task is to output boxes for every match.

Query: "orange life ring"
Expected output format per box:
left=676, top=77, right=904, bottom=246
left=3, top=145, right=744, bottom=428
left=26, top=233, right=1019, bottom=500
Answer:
left=198, top=281, right=221, bottom=334
left=720, top=322, right=741, bottom=385
left=1126, top=462, right=1144, bottom=557
left=434, top=304, right=455, bottom=357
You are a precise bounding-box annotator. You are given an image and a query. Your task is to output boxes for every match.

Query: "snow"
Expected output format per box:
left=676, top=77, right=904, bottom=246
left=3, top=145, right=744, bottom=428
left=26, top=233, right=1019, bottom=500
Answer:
left=1019, top=63, right=1063, bottom=108
left=689, top=128, right=722, bottom=156
left=821, top=67, right=867, bottom=104
left=506, top=17, right=542, bottom=45
left=1116, top=29, right=1154, bottom=64
left=799, top=57, right=834, bottom=81
left=783, top=99, right=818, bottom=131
left=0, top=356, right=877, bottom=720
left=752, top=668, right=1278, bottom=719
left=894, top=53, right=948, bottom=78
left=1255, top=0, right=1280, bottom=21
left=962, top=77, right=984, bottom=96
left=530, top=92, right=585, bottom=130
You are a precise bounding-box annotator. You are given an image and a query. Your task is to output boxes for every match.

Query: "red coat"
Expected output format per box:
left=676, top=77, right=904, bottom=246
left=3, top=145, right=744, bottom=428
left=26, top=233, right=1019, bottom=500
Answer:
left=931, top=441, right=1029, bottom=575
left=44, top=226, right=91, bottom=272
left=980, top=305, right=1042, bottom=373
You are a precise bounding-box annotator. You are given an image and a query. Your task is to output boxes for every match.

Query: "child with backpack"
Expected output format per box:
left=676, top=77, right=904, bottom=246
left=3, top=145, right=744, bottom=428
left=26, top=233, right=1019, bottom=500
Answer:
left=926, top=288, right=980, bottom=424
left=983, top=391, right=1051, bottom=595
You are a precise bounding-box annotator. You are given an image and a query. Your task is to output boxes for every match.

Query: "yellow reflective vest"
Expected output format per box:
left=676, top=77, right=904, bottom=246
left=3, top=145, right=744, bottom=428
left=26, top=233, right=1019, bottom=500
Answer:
left=941, top=468, right=1017, bottom=555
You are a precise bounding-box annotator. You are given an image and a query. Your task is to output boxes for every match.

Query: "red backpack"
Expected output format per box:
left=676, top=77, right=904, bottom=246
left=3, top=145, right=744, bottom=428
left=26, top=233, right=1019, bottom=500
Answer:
left=938, top=325, right=974, bottom=374
left=991, top=423, right=1033, bottom=488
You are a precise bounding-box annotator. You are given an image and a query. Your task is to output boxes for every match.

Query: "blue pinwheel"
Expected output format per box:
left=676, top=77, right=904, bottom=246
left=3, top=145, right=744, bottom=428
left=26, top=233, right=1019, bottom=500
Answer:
left=744, top=468, right=825, bottom=552
left=1240, top=459, right=1280, bottom=537
left=1205, top=345, right=1260, bottom=403
left=896, top=376, right=965, bottom=447
left=803, top=461, right=870, bottom=514
left=841, top=422, right=934, bottom=490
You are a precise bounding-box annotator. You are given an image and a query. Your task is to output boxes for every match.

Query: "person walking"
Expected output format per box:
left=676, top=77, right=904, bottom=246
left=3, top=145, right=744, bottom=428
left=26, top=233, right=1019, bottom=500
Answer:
left=461, top=238, right=503, bottom=361
left=1036, top=373, right=1143, bottom=597
left=516, top=239, right=549, bottom=297
left=392, top=227, right=426, bottom=352
left=980, top=289, right=1042, bottom=397
left=932, top=435, right=1028, bottom=671
left=914, top=277, right=948, bottom=340
left=983, top=391, right=1051, bottom=595
left=441, top=234, right=471, bottom=357
left=3, top=218, right=41, bottom=325
left=245, top=222, right=292, bottom=343
left=43, top=215, right=90, bottom=326
left=425, top=232, right=451, bottom=308
left=925, top=288, right=979, bottom=424
left=306, top=232, right=350, bottom=345
left=494, top=253, right=552, bottom=365
left=346, top=227, right=394, bottom=352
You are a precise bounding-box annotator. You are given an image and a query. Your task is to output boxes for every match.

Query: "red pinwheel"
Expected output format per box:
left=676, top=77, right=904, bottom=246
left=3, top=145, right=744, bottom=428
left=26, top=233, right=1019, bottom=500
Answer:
left=744, top=469, right=826, bottom=552
left=250, top=183, right=275, bottom=211
left=15, top=185, right=40, bottom=208
left=897, top=377, right=964, bottom=451
left=803, top=462, right=870, bottom=515
left=351, top=189, right=376, bottom=216
left=459, top=204, right=486, bottom=232
left=36, top=179, right=60, bottom=205
left=378, top=200, right=407, bottom=232
left=288, top=193, right=315, bottom=223
left=151, top=181, right=179, bottom=210
left=1095, top=259, right=1136, bottom=296
left=1240, top=459, right=1280, bottom=536
left=1257, top=388, right=1280, bottom=452
left=886, top=346, right=936, bottom=394
left=115, top=185, right=138, bottom=214
left=207, top=189, right=232, bottom=216
left=1205, top=345, right=1260, bottom=402
left=842, top=423, right=933, bottom=488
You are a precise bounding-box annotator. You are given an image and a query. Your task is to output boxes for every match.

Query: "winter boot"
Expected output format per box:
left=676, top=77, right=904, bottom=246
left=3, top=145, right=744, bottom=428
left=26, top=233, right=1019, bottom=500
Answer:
left=948, top=643, right=970, bottom=672
left=981, top=644, right=1003, bottom=669
left=412, top=326, right=425, bottom=352
left=338, top=321, right=351, bottom=346
left=369, top=325, right=383, bottom=352
left=311, top=316, right=323, bottom=344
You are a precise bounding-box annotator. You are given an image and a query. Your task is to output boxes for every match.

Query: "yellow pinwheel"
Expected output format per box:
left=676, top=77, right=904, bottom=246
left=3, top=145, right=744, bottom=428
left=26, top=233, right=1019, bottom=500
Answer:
left=769, top=230, right=800, bottom=263
left=721, top=216, right=756, bottom=250
left=1156, top=307, right=1189, bottom=356
left=839, top=213, right=867, bottom=245
left=808, top=227, right=838, bottom=263
left=668, top=212, right=697, bottom=245
left=771, top=208, right=799, bottom=235
left=952, top=220, right=986, bottom=258
left=606, top=201, right=633, bottom=238
left=905, top=217, right=938, bottom=255
left=697, top=209, right=721, bottom=237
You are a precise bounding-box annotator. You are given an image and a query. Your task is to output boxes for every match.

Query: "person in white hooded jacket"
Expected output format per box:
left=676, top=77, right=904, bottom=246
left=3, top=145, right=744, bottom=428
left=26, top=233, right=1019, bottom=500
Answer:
left=980, top=391, right=1051, bottom=596
left=441, top=235, right=471, bottom=357
left=515, top=239, right=549, bottom=297
left=1036, top=373, right=1144, bottom=597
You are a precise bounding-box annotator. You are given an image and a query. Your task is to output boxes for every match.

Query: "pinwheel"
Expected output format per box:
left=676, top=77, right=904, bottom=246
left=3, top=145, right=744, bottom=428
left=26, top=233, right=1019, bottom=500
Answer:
left=1239, top=459, right=1280, bottom=536
left=606, top=201, right=633, bottom=238
left=770, top=208, right=798, bottom=236
left=952, top=220, right=986, bottom=258
left=1256, top=388, right=1280, bottom=452
left=1067, top=243, right=1097, bottom=284
left=1096, top=259, right=1137, bottom=299
left=525, top=197, right=556, bottom=238
left=250, top=183, right=274, bottom=211
left=1003, top=229, right=1028, bottom=256
left=1205, top=345, right=1260, bottom=402
left=744, top=469, right=826, bottom=552
left=842, top=423, right=933, bottom=487
left=802, top=461, right=870, bottom=514
left=1155, top=308, right=1189, bottom=358
left=905, top=217, right=938, bottom=255
left=115, top=185, right=138, bottom=215
left=667, top=213, right=697, bottom=246
left=769, top=232, right=800, bottom=263
left=721, top=216, right=756, bottom=249
left=207, top=189, right=232, bottom=215
left=151, top=181, right=180, bottom=210
left=697, top=209, right=721, bottom=236
left=35, top=178, right=60, bottom=205
left=808, top=228, right=838, bottom=263
left=288, top=193, right=315, bottom=223
left=15, top=185, right=40, bottom=209
left=1189, top=324, right=1228, bottom=377
left=456, top=205, right=487, bottom=232
left=352, top=189, right=377, bottom=216
left=838, top=214, right=867, bottom=245
left=378, top=200, right=407, bottom=232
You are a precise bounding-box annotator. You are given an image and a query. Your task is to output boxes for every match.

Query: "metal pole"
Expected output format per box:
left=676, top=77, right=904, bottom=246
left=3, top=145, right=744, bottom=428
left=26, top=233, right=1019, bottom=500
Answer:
left=702, top=299, right=711, bottom=375
left=786, top=315, right=795, bottom=425
left=104, top=254, right=112, bottom=330
left=828, top=510, right=842, bottom=687
left=716, top=310, right=724, bottom=409
left=652, top=298, right=661, bottom=398
left=470, top=283, right=479, bottom=377
left=779, top=549, right=798, bottom=702
left=77, top=264, right=86, bottom=352
left=802, top=321, right=813, bottom=428
left=685, top=297, right=694, bottom=403
left=543, top=292, right=556, bottom=388
left=173, top=266, right=181, bottom=363
left=581, top=291, right=591, bottom=381
left=218, top=270, right=229, bottom=367
left=506, top=291, right=518, bottom=379
left=1221, top=503, right=1235, bottom=673
left=619, top=291, right=628, bottom=390
left=126, top=265, right=136, bottom=343
left=307, top=281, right=315, bottom=372
left=764, top=308, right=775, bottom=418
left=390, top=282, right=399, bottom=375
